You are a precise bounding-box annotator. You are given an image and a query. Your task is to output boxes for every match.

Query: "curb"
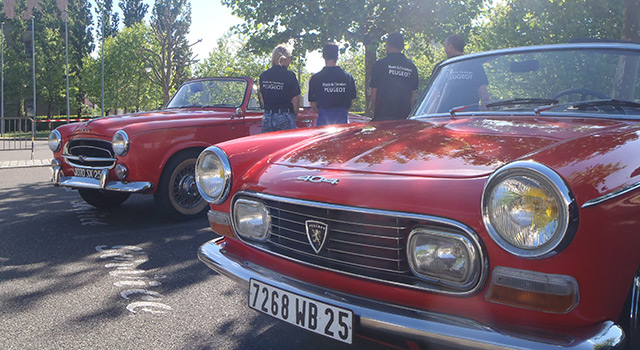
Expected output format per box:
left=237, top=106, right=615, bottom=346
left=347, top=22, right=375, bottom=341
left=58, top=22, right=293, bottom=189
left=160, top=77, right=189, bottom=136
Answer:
left=0, top=159, right=51, bottom=169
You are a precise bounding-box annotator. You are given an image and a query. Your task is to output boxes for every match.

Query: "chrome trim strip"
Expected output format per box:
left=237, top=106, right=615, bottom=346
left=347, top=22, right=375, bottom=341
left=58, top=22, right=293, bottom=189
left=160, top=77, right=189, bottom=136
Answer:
left=582, top=181, right=640, bottom=208
left=198, top=238, right=625, bottom=350
left=63, top=155, right=117, bottom=163
left=232, top=191, right=488, bottom=296
left=207, top=209, right=231, bottom=226
left=53, top=175, right=152, bottom=193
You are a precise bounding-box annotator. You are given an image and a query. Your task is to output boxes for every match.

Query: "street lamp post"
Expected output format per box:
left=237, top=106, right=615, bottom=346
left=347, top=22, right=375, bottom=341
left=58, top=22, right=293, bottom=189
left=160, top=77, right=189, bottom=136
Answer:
left=1, top=22, right=4, bottom=137
left=65, top=11, right=70, bottom=122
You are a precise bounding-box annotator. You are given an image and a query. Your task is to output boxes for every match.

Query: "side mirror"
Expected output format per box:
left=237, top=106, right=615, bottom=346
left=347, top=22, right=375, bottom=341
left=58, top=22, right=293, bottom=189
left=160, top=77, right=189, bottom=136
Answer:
left=233, top=107, right=244, bottom=119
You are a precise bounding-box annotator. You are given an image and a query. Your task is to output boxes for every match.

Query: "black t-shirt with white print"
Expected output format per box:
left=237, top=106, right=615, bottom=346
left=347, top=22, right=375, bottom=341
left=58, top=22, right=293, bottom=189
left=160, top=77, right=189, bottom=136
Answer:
left=308, top=66, right=357, bottom=109
left=369, top=52, right=419, bottom=121
left=259, top=65, right=301, bottom=111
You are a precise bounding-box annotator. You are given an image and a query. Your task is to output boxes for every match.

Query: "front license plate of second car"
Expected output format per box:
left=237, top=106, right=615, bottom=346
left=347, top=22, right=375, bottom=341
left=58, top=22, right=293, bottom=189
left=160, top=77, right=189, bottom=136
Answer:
left=249, top=279, right=353, bottom=344
left=74, top=167, right=102, bottom=179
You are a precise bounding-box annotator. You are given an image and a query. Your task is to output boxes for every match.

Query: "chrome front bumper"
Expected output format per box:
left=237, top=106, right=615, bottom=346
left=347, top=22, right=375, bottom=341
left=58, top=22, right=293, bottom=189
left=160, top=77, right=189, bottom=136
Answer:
left=198, top=238, right=625, bottom=349
left=51, top=166, right=152, bottom=193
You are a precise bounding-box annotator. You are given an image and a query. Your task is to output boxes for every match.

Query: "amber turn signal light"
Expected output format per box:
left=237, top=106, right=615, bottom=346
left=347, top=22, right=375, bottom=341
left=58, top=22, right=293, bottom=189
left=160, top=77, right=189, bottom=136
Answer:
left=485, top=267, right=579, bottom=314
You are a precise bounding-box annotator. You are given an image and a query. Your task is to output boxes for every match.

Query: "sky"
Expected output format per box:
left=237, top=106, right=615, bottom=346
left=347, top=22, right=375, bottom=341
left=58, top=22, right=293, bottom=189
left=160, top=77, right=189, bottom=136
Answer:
left=91, top=0, right=324, bottom=72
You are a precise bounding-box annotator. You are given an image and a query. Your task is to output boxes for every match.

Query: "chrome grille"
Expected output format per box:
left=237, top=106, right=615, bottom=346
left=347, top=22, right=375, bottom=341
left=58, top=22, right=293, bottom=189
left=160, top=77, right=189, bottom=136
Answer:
left=235, top=192, right=485, bottom=292
left=64, top=138, right=116, bottom=168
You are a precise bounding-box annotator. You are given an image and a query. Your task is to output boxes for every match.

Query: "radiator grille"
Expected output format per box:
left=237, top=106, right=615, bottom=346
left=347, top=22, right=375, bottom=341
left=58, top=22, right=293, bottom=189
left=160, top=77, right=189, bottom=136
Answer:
left=236, top=193, right=484, bottom=292
left=64, top=138, right=116, bottom=168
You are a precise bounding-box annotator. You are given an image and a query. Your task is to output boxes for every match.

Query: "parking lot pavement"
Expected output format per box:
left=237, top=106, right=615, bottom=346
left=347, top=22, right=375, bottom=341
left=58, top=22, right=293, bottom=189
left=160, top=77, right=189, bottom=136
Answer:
left=0, top=140, right=52, bottom=169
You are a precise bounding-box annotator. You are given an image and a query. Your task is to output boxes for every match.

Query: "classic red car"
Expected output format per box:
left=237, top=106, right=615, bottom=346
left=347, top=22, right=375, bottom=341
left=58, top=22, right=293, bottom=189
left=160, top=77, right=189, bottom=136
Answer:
left=196, top=43, right=640, bottom=348
left=49, top=77, right=368, bottom=220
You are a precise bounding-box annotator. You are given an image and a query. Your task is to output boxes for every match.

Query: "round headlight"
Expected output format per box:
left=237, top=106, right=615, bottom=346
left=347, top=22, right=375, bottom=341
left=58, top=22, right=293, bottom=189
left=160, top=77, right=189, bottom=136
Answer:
left=112, top=130, right=130, bottom=156
left=48, top=130, right=62, bottom=152
left=195, top=146, right=232, bottom=204
left=482, top=161, right=578, bottom=258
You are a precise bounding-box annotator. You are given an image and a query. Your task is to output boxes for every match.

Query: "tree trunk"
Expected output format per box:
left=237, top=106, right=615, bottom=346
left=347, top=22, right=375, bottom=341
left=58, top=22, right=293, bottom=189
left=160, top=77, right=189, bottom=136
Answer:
left=364, top=39, right=378, bottom=118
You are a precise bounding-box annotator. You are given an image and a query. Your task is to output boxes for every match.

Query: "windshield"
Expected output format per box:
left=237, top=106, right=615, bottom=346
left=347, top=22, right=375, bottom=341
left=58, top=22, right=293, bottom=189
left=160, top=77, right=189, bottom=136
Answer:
left=166, top=79, right=247, bottom=109
left=416, top=46, right=640, bottom=117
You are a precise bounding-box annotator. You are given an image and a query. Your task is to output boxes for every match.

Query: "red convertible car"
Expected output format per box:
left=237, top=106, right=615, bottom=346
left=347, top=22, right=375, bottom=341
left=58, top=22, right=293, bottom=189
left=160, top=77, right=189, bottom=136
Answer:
left=196, top=43, right=640, bottom=348
left=49, top=77, right=368, bottom=220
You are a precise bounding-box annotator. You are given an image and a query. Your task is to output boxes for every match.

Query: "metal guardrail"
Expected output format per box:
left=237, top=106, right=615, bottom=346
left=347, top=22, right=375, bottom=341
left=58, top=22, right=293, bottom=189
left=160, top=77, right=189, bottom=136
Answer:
left=0, top=117, right=35, bottom=160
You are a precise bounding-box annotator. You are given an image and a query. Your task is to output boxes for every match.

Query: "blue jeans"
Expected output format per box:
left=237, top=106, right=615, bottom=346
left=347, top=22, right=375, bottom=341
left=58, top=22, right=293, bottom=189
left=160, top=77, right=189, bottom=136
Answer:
left=262, top=111, right=297, bottom=133
left=317, top=107, right=348, bottom=126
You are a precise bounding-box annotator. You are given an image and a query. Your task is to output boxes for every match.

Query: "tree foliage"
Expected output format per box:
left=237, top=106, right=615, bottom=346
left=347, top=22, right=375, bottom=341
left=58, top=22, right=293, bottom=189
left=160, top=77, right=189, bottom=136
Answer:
left=475, top=0, right=624, bottom=50
left=193, top=32, right=269, bottom=81
left=95, top=0, right=119, bottom=39
left=222, top=0, right=484, bottom=117
left=119, top=0, right=148, bottom=28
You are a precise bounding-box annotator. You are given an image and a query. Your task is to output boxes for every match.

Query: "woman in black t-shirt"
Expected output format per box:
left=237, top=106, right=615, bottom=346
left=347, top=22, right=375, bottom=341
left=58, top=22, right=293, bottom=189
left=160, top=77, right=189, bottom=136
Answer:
left=259, top=45, right=301, bottom=133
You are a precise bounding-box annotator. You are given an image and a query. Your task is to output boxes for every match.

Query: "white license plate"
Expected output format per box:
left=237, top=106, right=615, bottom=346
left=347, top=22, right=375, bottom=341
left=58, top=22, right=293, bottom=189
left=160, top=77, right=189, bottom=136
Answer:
left=249, top=279, right=353, bottom=344
left=74, top=167, right=102, bottom=179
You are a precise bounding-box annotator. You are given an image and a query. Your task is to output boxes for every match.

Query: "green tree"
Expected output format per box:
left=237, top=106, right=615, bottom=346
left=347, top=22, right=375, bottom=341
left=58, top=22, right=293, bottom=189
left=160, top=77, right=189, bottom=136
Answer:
left=67, top=0, right=94, bottom=117
left=476, top=0, right=624, bottom=50
left=82, top=24, right=162, bottom=114
left=3, top=0, right=31, bottom=117
left=222, top=0, right=483, bottom=117
left=193, top=32, right=269, bottom=81
left=33, top=0, right=66, bottom=117
left=95, top=0, right=119, bottom=39
left=119, top=0, right=148, bottom=28
left=143, top=0, right=196, bottom=105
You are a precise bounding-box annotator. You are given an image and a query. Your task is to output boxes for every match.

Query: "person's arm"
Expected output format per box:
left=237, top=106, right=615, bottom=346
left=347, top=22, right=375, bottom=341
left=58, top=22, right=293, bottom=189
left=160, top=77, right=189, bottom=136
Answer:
left=410, top=90, right=418, bottom=108
left=292, top=95, right=300, bottom=117
left=310, top=101, right=319, bottom=114
left=370, top=87, right=377, bottom=106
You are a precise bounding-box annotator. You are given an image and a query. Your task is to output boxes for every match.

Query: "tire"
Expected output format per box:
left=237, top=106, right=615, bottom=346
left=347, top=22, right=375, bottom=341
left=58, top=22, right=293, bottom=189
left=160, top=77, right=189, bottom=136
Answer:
left=154, top=150, right=208, bottom=221
left=78, top=188, right=131, bottom=209
left=621, top=269, right=640, bottom=349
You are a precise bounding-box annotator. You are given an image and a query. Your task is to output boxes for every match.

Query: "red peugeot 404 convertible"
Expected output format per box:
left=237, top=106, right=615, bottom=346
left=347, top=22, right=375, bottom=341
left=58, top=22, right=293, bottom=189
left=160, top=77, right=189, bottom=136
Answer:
left=196, top=43, right=640, bottom=349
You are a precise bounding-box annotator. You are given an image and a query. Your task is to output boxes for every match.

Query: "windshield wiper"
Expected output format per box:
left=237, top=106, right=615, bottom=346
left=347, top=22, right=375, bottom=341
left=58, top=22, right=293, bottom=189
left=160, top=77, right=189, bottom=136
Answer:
left=569, top=99, right=640, bottom=110
left=486, top=98, right=559, bottom=109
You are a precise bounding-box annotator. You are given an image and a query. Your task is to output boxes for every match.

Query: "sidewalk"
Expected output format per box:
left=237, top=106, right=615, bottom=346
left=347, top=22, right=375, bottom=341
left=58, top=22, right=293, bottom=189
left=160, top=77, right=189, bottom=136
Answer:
left=0, top=140, right=52, bottom=169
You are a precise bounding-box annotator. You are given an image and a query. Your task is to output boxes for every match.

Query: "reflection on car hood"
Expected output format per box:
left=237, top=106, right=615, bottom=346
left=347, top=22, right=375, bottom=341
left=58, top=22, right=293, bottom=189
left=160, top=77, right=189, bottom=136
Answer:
left=272, top=116, right=630, bottom=178
left=65, top=109, right=236, bottom=136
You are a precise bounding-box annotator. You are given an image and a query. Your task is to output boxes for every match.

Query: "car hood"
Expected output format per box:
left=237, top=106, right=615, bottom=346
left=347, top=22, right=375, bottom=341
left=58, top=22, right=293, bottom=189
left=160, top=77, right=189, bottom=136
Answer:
left=62, top=108, right=235, bottom=137
left=271, top=116, right=632, bottom=178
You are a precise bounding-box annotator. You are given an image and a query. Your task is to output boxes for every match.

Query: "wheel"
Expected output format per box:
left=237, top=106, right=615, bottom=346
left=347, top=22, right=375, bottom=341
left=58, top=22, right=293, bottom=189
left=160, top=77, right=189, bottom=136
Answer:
left=77, top=188, right=131, bottom=208
left=154, top=150, right=208, bottom=220
left=552, top=88, right=608, bottom=102
left=621, top=269, right=640, bottom=349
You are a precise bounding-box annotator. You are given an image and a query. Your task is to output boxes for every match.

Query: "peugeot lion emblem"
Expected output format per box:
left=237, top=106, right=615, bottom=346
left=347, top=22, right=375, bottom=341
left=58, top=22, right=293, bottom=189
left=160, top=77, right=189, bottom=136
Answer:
left=305, top=220, right=329, bottom=254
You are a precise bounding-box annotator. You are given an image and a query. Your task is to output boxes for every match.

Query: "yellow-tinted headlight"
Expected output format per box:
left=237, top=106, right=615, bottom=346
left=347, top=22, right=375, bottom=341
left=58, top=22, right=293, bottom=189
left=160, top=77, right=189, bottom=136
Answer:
left=482, top=161, right=578, bottom=258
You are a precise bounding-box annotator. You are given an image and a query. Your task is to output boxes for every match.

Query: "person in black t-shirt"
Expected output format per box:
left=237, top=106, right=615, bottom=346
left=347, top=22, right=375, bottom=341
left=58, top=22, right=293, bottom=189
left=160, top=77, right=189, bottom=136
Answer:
left=259, top=44, right=301, bottom=133
left=369, top=32, right=419, bottom=122
left=308, top=43, right=357, bottom=126
left=440, top=34, right=490, bottom=111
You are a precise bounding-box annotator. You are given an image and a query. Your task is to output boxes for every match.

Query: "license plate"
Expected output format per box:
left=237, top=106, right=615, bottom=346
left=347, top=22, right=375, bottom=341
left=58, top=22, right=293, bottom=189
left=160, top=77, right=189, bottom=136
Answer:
left=74, top=167, right=102, bottom=179
left=249, top=279, right=353, bottom=344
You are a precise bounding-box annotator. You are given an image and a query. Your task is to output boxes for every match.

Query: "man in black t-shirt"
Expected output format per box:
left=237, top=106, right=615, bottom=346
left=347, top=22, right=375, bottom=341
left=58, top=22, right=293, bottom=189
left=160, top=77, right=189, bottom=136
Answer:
left=369, top=32, right=419, bottom=121
left=438, top=34, right=490, bottom=111
left=308, top=43, right=357, bottom=126
left=259, top=45, right=301, bottom=132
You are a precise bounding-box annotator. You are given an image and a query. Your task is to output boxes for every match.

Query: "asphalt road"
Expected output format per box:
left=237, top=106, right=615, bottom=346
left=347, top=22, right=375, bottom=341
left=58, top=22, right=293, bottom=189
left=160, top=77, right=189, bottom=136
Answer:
left=0, top=165, right=400, bottom=350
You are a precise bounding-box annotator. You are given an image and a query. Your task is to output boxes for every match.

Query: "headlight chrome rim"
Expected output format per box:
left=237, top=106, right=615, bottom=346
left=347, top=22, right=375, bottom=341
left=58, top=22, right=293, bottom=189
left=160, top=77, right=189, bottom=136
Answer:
left=112, top=130, right=130, bottom=156
left=482, top=161, right=578, bottom=258
left=48, top=130, right=62, bottom=152
left=195, top=146, right=232, bottom=204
